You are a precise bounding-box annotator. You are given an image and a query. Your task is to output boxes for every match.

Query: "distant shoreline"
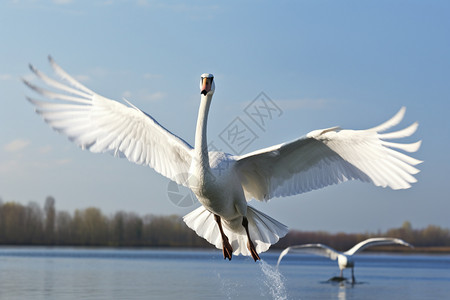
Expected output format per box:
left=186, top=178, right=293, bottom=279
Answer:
left=362, top=246, right=450, bottom=254
left=1, top=200, right=449, bottom=252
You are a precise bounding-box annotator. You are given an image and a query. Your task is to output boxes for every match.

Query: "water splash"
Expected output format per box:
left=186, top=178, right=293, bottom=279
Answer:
left=259, top=260, right=289, bottom=300
left=217, top=272, right=242, bottom=300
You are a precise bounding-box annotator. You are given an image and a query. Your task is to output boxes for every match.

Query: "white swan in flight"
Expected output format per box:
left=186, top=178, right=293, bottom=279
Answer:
left=277, top=237, right=413, bottom=281
left=24, top=57, right=421, bottom=261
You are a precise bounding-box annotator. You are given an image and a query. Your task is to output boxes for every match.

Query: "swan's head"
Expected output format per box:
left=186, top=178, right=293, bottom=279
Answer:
left=200, top=73, right=215, bottom=96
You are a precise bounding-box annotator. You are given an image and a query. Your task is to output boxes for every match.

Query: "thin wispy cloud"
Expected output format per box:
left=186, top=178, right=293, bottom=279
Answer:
left=276, top=98, right=332, bottom=111
left=11, top=0, right=83, bottom=15
left=143, top=73, right=163, bottom=80
left=136, top=0, right=149, bottom=6
left=39, top=145, right=53, bottom=154
left=55, top=158, right=71, bottom=165
left=52, top=0, right=74, bottom=4
left=0, top=160, right=19, bottom=174
left=87, top=67, right=110, bottom=78
left=237, top=98, right=332, bottom=112
left=122, top=90, right=166, bottom=102
left=30, top=158, right=72, bottom=169
left=74, top=74, right=90, bottom=83
left=0, top=157, right=72, bottom=176
left=0, top=74, right=14, bottom=81
left=4, top=139, right=31, bottom=153
left=135, top=0, right=220, bottom=20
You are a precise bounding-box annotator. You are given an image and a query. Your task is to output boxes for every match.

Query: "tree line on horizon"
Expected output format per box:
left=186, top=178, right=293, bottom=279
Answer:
left=0, top=197, right=449, bottom=250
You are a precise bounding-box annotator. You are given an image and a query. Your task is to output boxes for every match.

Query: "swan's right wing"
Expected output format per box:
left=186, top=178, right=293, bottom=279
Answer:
left=344, top=237, right=413, bottom=256
left=277, top=244, right=340, bottom=267
left=235, top=107, right=422, bottom=201
left=24, top=57, right=193, bottom=186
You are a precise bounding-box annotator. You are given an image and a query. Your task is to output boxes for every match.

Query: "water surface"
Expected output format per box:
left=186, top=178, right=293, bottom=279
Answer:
left=0, top=247, right=448, bottom=299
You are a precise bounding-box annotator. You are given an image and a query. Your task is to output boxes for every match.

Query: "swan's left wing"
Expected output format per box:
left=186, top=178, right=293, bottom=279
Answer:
left=277, top=244, right=340, bottom=267
left=235, top=107, right=422, bottom=201
left=344, top=237, right=413, bottom=256
left=24, top=57, right=193, bottom=186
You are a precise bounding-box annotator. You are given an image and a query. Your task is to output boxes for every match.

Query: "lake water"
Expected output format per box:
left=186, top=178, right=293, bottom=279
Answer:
left=0, top=247, right=449, bottom=300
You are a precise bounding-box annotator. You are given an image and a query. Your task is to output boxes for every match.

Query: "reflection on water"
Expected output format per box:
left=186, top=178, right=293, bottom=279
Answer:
left=338, top=284, right=346, bottom=300
left=0, top=248, right=449, bottom=300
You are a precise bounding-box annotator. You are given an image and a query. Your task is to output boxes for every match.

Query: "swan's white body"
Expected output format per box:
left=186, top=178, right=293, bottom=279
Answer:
left=277, top=237, right=413, bottom=280
left=25, top=57, right=422, bottom=260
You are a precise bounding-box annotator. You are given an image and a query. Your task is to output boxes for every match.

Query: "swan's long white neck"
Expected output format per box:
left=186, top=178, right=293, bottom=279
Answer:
left=194, top=93, right=213, bottom=181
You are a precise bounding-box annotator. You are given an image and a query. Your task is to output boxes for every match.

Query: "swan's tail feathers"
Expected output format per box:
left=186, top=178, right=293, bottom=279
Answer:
left=246, top=206, right=289, bottom=254
left=183, top=205, right=289, bottom=257
left=183, top=206, right=223, bottom=250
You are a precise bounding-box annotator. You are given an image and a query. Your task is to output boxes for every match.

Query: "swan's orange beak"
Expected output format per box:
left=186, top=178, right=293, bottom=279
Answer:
left=201, top=77, right=211, bottom=95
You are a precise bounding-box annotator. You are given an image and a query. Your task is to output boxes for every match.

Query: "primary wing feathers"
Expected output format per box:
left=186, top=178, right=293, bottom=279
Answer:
left=25, top=57, right=193, bottom=186
left=236, top=107, right=421, bottom=201
left=344, top=237, right=413, bottom=256
left=277, top=244, right=340, bottom=267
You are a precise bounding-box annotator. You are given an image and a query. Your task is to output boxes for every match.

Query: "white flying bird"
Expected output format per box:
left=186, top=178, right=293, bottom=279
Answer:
left=24, top=57, right=421, bottom=261
left=277, top=237, right=414, bottom=281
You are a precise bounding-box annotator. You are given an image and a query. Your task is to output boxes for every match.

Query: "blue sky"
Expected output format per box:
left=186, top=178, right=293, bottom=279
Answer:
left=1, top=0, right=449, bottom=233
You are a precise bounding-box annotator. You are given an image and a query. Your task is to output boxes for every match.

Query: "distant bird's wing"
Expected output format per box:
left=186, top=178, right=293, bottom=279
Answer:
left=276, top=244, right=340, bottom=267
left=344, top=237, right=414, bottom=256
left=24, top=57, right=193, bottom=186
left=235, top=107, right=422, bottom=201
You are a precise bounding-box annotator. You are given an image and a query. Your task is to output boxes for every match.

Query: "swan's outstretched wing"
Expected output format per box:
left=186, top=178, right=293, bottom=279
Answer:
left=344, top=237, right=413, bottom=256
left=235, top=107, right=422, bottom=201
left=277, top=244, right=340, bottom=267
left=24, top=57, right=193, bottom=186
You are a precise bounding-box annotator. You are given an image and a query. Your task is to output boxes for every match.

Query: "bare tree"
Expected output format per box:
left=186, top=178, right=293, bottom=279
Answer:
left=44, top=196, right=56, bottom=244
